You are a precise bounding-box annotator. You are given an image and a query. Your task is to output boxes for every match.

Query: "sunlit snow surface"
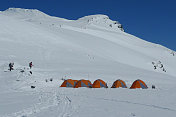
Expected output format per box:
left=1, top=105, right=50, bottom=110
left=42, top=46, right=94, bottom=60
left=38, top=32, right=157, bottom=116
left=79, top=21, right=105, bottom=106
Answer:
left=0, top=8, right=176, bottom=117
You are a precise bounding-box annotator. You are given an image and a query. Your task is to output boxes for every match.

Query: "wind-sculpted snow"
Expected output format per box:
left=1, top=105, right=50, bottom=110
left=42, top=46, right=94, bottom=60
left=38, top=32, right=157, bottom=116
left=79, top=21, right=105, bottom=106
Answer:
left=0, top=8, right=176, bottom=117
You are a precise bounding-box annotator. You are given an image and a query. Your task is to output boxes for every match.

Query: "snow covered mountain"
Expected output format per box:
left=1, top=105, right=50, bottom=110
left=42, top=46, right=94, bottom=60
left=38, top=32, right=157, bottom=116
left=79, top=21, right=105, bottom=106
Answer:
left=0, top=8, right=176, bottom=117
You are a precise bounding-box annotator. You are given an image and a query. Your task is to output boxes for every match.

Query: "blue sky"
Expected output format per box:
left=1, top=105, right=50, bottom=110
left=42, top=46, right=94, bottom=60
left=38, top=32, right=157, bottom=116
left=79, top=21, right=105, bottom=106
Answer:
left=1, top=0, right=176, bottom=50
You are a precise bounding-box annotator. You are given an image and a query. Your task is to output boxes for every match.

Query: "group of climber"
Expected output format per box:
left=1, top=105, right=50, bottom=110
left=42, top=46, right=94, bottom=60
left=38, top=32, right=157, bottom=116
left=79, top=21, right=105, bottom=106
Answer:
left=152, top=61, right=166, bottom=72
left=9, top=62, right=33, bottom=71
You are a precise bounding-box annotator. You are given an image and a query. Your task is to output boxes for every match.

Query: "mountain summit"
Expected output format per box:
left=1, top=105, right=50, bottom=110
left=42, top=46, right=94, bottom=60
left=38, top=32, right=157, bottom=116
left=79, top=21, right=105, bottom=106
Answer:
left=77, top=14, right=124, bottom=31
left=2, top=8, right=49, bottom=18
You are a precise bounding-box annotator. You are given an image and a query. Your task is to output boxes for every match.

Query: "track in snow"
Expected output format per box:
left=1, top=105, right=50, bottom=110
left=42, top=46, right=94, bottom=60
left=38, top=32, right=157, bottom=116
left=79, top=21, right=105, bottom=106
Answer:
left=2, top=91, right=73, bottom=117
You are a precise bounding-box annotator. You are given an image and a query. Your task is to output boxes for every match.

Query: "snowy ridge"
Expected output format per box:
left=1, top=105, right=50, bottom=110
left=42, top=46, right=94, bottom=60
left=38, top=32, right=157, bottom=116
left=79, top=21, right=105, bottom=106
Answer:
left=0, top=8, right=175, bottom=76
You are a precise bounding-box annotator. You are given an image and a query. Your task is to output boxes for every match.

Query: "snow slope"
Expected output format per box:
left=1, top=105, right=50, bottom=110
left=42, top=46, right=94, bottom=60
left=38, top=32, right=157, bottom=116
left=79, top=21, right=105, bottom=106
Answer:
left=0, top=8, right=176, bottom=117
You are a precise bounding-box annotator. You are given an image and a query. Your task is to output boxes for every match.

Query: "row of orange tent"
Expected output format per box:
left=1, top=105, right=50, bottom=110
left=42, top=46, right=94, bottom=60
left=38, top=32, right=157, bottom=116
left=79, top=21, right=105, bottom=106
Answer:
left=60, top=79, right=148, bottom=89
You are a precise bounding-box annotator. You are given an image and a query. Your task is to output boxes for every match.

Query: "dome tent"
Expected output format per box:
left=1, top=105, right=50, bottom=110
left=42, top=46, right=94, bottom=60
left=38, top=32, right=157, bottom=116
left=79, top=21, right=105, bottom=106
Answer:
left=60, top=79, right=78, bottom=87
left=111, top=79, right=127, bottom=88
left=92, top=79, right=108, bottom=88
left=74, top=79, right=92, bottom=88
left=130, top=79, right=148, bottom=89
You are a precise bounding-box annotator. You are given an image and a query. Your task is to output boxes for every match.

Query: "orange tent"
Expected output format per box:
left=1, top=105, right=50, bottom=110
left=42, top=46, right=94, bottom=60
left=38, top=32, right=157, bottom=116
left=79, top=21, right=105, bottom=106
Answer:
left=60, top=79, right=78, bottom=87
left=74, top=79, right=92, bottom=88
left=111, top=79, right=127, bottom=88
left=92, top=79, right=108, bottom=88
left=130, top=79, right=148, bottom=89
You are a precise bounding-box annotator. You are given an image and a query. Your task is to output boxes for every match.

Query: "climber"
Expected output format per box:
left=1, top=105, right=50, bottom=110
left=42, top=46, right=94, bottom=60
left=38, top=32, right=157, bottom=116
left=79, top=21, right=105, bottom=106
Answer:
left=9, top=62, right=14, bottom=71
left=154, top=66, right=156, bottom=70
left=29, top=62, right=33, bottom=69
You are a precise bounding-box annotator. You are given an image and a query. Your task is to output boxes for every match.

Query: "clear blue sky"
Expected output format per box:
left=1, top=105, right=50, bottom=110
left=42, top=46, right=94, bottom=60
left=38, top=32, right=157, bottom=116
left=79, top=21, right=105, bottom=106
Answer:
left=1, top=0, right=176, bottom=50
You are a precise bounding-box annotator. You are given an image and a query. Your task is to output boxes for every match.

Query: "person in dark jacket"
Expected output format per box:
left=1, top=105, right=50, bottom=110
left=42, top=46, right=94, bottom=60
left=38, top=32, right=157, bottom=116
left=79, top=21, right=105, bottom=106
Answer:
left=29, top=62, right=33, bottom=69
left=9, top=62, right=14, bottom=71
